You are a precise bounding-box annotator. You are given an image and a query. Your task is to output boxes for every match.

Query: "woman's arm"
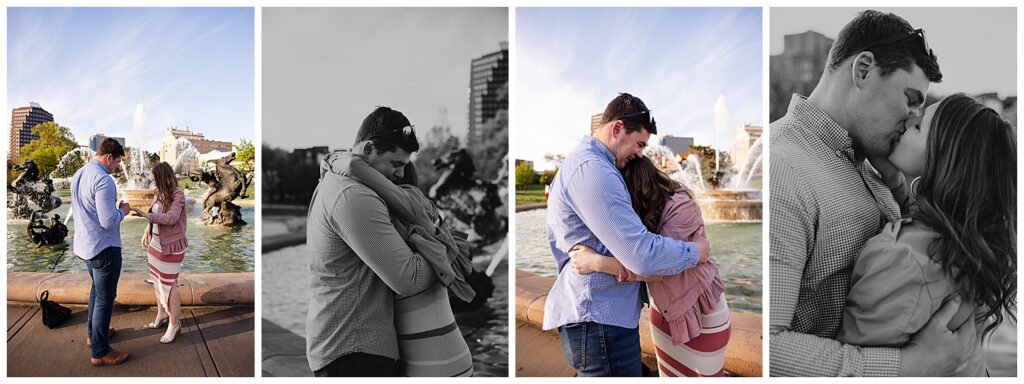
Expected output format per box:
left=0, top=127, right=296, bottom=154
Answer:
left=145, top=188, right=185, bottom=226
left=346, top=155, right=435, bottom=231
left=569, top=244, right=663, bottom=282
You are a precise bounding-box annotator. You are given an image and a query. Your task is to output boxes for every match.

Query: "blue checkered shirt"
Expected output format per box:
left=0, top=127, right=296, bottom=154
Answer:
left=542, top=135, right=699, bottom=330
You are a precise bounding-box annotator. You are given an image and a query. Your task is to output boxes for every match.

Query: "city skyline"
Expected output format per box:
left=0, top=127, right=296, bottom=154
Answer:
left=770, top=7, right=1017, bottom=99
left=516, top=7, right=763, bottom=170
left=262, top=7, right=508, bottom=151
left=7, top=7, right=255, bottom=153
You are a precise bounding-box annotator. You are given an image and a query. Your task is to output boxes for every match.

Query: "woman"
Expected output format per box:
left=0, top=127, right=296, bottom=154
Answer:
left=321, top=149, right=475, bottom=377
left=132, top=162, right=188, bottom=344
left=570, top=156, right=730, bottom=376
left=837, top=94, right=1016, bottom=376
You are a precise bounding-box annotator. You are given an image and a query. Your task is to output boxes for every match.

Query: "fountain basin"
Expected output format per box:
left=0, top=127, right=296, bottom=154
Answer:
left=122, top=188, right=156, bottom=215
left=697, top=189, right=762, bottom=222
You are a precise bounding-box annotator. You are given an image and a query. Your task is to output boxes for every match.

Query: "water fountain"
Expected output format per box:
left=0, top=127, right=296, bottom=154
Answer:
left=190, top=152, right=250, bottom=227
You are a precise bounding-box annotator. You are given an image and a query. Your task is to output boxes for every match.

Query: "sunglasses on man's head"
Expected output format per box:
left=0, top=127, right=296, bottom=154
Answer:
left=863, top=28, right=933, bottom=59
left=614, top=109, right=654, bottom=127
left=367, top=124, right=415, bottom=140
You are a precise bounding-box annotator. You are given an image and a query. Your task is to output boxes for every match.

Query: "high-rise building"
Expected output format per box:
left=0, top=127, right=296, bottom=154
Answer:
left=9, top=102, right=54, bottom=162
left=590, top=113, right=604, bottom=136
left=770, top=31, right=834, bottom=122
left=158, top=127, right=234, bottom=165
left=731, top=123, right=763, bottom=173
left=88, top=134, right=126, bottom=152
left=467, top=42, right=509, bottom=149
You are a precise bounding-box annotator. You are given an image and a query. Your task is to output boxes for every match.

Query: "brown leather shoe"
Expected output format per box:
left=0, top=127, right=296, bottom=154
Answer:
left=86, top=327, right=116, bottom=347
left=90, top=348, right=129, bottom=367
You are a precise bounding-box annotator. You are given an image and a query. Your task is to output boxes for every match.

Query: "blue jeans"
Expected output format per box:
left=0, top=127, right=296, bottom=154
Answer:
left=558, top=321, right=642, bottom=377
left=83, top=247, right=122, bottom=358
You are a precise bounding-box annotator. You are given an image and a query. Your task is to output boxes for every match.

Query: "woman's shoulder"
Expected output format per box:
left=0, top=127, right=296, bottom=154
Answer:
left=859, top=219, right=942, bottom=278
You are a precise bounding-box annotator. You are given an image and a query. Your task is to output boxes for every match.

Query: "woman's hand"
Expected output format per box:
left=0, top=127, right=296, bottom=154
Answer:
left=569, top=244, right=614, bottom=275
left=130, top=207, right=146, bottom=217
left=141, top=230, right=151, bottom=249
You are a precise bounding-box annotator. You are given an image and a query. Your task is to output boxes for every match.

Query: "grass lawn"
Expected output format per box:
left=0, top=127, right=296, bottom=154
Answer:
left=515, top=184, right=547, bottom=206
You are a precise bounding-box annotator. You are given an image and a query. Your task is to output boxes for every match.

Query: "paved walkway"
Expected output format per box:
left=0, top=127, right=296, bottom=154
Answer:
left=7, top=304, right=254, bottom=377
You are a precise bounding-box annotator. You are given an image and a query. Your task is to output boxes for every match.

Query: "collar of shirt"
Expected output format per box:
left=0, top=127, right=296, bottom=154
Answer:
left=787, top=94, right=865, bottom=163
left=579, top=135, right=616, bottom=167
left=90, top=159, right=111, bottom=174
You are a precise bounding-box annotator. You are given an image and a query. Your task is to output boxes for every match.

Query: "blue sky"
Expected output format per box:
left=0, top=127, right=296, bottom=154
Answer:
left=516, top=7, right=762, bottom=169
left=8, top=7, right=254, bottom=152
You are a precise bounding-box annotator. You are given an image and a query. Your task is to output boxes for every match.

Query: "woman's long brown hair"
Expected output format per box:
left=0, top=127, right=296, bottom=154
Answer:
left=152, top=162, right=179, bottom=212
left=621, top=156, right=694, bottom=232
left=913, top=93, right=1016, bottom=337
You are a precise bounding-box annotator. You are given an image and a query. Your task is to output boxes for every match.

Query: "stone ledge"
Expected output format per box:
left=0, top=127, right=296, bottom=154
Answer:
left=8, top=272, right=254, bottom=306
left=515, top=269, right=762, bottom=377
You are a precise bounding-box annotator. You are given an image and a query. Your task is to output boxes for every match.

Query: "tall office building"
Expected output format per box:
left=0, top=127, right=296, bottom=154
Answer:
left=88, top=134, right=126, bottom=152
left=9, top=102, right=54, bottom=162
left=769, top=31, right=834, bottom=122
left=467, top=42, right=509, bottom=149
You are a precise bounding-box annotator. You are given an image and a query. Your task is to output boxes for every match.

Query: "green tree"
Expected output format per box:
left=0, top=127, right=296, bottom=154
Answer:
left=18, top=121, right=78, bottom=177
left=515, top=162, right=537, bottom=187
left=234, top=139, right=255, bottom=165
left=538, top=168, right=558, bottom=186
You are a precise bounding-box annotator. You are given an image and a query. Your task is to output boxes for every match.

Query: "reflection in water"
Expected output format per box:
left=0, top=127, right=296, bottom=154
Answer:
left=515, top=208, right=762, bottom=314
left=7, top=206, right=255, bottom=273
left=263, top=243, right=508, bottom=377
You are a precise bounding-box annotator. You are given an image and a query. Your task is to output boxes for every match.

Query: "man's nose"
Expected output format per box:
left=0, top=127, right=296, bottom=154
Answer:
left=393, top=167, right=404, bottom=180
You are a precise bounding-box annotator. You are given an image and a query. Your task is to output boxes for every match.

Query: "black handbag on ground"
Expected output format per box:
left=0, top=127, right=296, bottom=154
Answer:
left=39, top=290, right=71, bottom=329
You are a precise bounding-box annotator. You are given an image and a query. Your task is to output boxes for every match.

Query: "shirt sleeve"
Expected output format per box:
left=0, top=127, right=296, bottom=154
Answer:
left=332, top=186, right=437, bottom=296
left=95, top=175, right=123, bottom=229
left=565, top=159, right=697, bottom=276
left=616, top=194, right=704, bottom=281
left=769, top=158, right=901, bottom=377
left=837, top=233, right=923, bottom=347
left=147, top=188, right=186, bottom=226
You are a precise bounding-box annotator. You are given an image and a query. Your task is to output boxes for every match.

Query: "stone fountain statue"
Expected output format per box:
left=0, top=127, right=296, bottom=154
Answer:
left=190, top=152, right=251, bottom=227
left=428, top=148, right=505, bottom=246
left=27, top=211, right=69, bottom=246
left=8, top=160, right=62, bottom=219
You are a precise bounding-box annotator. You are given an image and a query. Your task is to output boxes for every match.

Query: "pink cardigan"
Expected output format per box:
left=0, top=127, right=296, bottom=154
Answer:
left=146, top=187, right=189, bottom=254
left=616, top=192, right=725, bottom=345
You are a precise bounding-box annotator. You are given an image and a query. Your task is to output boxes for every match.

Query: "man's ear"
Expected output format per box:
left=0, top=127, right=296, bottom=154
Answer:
left=362, top=141, right=375, bottom=157
left=851, top=51, right=875, bottom=89
left=611, top=120, right=623, bottom=137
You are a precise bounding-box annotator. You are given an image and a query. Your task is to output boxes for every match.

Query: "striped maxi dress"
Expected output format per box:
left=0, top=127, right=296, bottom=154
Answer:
left=147, top=202, right=187, bottom=308
left=649, top=292, right=732, bottom=376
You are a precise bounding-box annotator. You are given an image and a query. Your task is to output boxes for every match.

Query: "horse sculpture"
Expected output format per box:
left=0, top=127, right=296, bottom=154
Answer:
left=189, top=152, right=250, bottom=226
left=8, top=160, right=62, bottom=219
left=428, top=148, right=505, bottom=246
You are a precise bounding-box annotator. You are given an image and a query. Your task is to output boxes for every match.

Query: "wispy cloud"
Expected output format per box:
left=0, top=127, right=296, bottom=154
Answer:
left=516, top=8, right=762, bottom=169
left=8, top=8, right=254, bottom=152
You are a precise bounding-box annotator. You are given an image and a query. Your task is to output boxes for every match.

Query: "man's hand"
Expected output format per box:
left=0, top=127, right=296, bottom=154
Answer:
left=119, top=201, right=132, bottom=216
left=898, top=296, right=977, bottom=376
left=695, top=232, right=712, bottom=264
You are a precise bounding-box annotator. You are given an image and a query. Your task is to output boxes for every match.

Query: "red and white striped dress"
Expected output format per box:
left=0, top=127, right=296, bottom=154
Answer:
left=650, top=292, right=732, bottom=376
left=147, top=202, right=187, bottom=306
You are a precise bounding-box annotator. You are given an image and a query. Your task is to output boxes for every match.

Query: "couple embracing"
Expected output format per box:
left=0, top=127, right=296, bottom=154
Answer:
left=770, top=10, right=1016, bottom=377
left=545, top=93, right=732, bottom=377
left=305, top=107, right=477, bottom=377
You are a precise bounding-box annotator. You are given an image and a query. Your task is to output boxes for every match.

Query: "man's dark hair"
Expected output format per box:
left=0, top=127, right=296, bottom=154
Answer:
left=354, top=106, right=420, bottom=154
left=827, top=10, right=942, bottom=82
left=96, top=138, right=125, bottom=158
left=600, top=93, right=657, bottom=135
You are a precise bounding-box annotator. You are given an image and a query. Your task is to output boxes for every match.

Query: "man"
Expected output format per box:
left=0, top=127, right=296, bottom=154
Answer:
left=544, top=93, right=709, bottom=376
left=71, top=138, right=132, bottom=366
left=770, top=10, right=976, bottom=376
left=305, top=106, right=438, bottom=376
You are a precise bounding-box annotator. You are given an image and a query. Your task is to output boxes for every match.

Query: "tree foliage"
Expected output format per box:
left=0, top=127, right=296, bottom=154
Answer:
left=515, top=162, right=538, bottom=187
left=18, top=121, right=78, bottom=177
left=234, top=139, right=255, bottom=167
